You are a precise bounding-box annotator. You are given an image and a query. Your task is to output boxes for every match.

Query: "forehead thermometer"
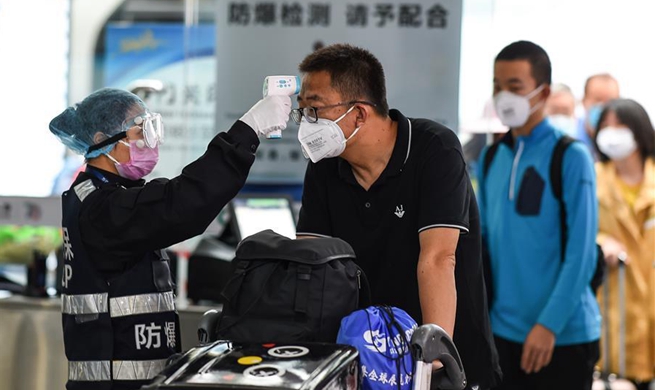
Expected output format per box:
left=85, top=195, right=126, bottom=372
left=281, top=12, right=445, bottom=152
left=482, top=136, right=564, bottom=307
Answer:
left=263, top=75, right=300, bottom=139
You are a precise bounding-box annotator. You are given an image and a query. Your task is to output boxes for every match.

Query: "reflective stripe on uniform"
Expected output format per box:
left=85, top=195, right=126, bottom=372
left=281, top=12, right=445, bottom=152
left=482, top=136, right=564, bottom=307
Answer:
left=62, top=291, right=175, bottom=317
left=113, top=359, right=168, bottom=380
left=61, top=293, right=109, bottom=315
left=68, top=360, right=111, bottom=381
left=109, top=291, right=176, bottom=318
left=73, top=179, right=97, bottom=202
left=68, top=359, right=167, bottom=381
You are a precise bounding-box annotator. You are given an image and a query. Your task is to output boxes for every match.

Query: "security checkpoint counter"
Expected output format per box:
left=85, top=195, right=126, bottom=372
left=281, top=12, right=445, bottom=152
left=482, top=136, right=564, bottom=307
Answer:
left=0, top=294, right=213, bottom=390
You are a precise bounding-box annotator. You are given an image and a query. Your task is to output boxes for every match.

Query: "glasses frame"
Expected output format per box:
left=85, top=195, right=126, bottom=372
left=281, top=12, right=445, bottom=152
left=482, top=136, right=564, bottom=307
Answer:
left=290, top=100, right=376, bottom=125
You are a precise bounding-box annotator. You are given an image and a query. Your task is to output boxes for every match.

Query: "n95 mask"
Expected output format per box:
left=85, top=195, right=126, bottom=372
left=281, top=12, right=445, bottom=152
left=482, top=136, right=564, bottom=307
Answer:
left=548, top=115, right=578, bottom=137
left=494, top=84, right=545, bottom=128
left=597, top=126, right=638, bottom=161
left=297, top=105, right=361, bottom=163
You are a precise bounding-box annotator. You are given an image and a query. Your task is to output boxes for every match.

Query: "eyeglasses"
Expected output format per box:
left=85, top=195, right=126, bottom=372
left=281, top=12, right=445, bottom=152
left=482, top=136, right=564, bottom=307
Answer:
left=122, top=112, right=164, bottom=148
left=290, top=101, right=376, bottom=125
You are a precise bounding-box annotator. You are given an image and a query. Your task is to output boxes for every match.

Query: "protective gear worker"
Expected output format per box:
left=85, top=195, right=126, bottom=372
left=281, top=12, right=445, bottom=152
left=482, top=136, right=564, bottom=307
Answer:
left=49, top=88, right=291, bottom=390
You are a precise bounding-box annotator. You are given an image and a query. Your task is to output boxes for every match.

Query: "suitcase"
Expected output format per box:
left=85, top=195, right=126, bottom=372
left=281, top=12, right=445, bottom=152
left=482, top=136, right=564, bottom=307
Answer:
left=142, top=323, right=466, bottom=390
left=592, top=259, right=637, bottom=390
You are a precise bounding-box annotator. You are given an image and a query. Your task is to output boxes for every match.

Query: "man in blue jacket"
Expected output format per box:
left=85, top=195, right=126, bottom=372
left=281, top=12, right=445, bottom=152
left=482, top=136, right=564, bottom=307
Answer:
left=477, top=41, right=600, bottom=390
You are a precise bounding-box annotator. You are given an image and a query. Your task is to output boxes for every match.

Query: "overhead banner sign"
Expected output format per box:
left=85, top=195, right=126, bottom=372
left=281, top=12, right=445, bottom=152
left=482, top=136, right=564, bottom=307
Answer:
left=105, top=24, right=216, bottom=180
left=215, top=1, right=462, bottom=184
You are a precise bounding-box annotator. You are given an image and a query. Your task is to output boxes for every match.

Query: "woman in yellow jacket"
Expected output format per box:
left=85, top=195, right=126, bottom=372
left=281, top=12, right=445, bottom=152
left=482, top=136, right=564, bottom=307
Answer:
left=594, top=98, right=655, bottom=390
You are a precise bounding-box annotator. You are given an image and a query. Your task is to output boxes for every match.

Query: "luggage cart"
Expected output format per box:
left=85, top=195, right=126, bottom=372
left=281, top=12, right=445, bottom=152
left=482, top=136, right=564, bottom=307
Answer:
left=143, top=318, right=466, bottom=390
left=592, top=258, right=637, bottom=390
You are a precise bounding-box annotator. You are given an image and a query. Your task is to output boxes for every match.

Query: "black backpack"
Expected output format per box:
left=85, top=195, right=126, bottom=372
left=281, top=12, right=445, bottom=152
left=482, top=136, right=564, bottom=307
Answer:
left=482, top=136, right=606, bottom=293
left=216, top=229, right=367, bottom=343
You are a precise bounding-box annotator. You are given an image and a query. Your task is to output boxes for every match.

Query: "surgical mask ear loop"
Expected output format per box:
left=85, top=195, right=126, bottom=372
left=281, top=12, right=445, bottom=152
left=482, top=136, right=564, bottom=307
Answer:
left=334, top=105, right=356, bottom=124
left=104, top=140, right=130, bottom=165
left=526, top=84, right=546, bottom=114
left=104, top=139, right=134, bottom=166
left=344, top=126, right=362, bottom=143
left=525, top=84, right=545, bottom=100
left=336, top=105, right=362, bottom=144
left=105, top=152, right=120, bottom=165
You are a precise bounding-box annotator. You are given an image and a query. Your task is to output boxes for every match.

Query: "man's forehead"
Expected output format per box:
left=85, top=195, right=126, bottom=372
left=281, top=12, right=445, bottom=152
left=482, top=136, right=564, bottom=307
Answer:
left=298, top=92, right=324, bottom=103
left=587, top=79, right=619, bottom=100
left=299, top=71, right=337, bottom=102
left=552, top=91, right=575, bottom=103
left=494, top=60, right=535, bottom=83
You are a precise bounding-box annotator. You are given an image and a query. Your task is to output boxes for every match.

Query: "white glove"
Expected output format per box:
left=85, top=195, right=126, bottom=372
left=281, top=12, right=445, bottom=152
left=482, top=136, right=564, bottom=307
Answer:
left=240, top=95, right=292, bottom=137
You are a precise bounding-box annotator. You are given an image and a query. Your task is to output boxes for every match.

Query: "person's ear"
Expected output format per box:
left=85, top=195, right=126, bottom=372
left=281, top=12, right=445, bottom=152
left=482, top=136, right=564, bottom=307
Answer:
left=542, top=84, right=551, bottom=100
left=93, top=132, right=107, bottom=145
left=354, top=103, right=370, bottom=128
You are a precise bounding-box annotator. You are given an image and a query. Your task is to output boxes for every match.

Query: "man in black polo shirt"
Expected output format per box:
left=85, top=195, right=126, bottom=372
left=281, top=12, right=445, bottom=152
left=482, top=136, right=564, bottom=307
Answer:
left=294, top=43, right=501, bottom=390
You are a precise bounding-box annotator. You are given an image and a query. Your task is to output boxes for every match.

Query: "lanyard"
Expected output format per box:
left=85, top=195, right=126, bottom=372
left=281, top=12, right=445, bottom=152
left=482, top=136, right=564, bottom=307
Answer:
left=87, top=166, right=109, bottom=184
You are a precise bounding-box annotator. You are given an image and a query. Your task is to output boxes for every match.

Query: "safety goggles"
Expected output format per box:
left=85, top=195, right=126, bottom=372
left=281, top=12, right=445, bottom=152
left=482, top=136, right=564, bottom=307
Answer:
left=122, top=112, right=164, bottom=148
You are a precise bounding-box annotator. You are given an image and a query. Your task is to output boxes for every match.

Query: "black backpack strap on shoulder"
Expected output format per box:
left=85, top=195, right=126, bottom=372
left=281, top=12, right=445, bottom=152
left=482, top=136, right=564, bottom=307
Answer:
left=480, top=140, right=502, bottom=308
left=549, top=136, right=576, bottom=262
left=483, top=141, right=502, bottom=177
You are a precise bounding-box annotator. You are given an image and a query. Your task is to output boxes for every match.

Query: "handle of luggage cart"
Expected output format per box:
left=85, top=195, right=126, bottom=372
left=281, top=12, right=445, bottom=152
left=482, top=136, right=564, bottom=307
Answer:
left=594, top=256, right=637, bottom=390
left=617, top=256, right=626, bottom=378
left=602, top=257, right=627, bottom=377
left=411, top=324, right=467, bottom=390
left=198, top=309, right=222, bottom=344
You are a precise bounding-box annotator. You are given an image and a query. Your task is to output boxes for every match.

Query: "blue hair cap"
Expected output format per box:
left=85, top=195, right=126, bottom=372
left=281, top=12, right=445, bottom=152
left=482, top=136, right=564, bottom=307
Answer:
left=49, top=88, right=147, bottom=159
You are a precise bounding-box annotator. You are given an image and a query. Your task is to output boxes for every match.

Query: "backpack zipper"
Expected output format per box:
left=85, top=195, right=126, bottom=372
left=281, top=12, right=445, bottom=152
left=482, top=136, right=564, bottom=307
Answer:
left=357, top=269, right=362, bottom=289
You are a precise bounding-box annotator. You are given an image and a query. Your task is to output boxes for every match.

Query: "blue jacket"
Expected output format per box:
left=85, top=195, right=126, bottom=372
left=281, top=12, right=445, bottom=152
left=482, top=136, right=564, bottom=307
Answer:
left=477, top=119, right=601, bottom=345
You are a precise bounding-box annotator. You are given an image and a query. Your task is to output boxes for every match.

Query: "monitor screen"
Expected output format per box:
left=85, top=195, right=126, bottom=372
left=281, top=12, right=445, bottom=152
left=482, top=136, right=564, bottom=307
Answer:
left=230, top=195, right=296, bottom=241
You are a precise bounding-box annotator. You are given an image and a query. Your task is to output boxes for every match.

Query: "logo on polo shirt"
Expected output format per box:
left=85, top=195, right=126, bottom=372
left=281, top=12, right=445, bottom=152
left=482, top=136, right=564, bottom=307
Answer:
left=394, top=205, right=405, bottom=218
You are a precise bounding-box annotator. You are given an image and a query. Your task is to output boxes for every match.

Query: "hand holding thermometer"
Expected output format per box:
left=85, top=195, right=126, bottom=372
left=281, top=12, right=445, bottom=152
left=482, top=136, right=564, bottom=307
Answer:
left=262, top=75, right=300, bottom=139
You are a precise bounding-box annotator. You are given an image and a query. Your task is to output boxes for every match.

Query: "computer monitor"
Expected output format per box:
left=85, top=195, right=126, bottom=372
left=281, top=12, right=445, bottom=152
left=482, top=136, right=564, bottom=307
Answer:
left=188, top=194, right=297, bottom=304
left=228, top=194, right=297, bottom=241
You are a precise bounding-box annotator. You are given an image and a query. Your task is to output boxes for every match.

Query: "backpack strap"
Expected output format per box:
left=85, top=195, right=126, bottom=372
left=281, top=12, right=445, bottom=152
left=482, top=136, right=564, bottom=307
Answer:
left=549, top=136, right=576, bottom=262
left=358, top=267, right=373, bottom=309
left=216, top=261, right=281, bottom=335
left=294, top=265, right=312, bottom=314
left=480, top=140, right=502, bottom=211
left=480, top=140, right=503, bottom=308
left=482, top=141, right=502, bottom=177
left=220, top=260, right=249, bottom=303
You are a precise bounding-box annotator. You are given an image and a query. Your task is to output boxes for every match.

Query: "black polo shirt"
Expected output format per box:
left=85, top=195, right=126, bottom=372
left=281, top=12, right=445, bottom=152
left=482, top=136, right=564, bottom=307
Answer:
left=296, top=109, right=501, bottom=388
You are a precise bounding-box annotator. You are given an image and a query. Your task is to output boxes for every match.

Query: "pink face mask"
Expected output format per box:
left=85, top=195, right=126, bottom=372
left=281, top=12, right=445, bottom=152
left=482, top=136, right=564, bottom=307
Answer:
left=107, top=140, right=159, bottom=180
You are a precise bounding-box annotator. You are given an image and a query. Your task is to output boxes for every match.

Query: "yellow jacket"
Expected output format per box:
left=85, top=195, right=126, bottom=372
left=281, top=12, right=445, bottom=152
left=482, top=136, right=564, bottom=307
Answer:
left=596, top=157, right=655, bottom=381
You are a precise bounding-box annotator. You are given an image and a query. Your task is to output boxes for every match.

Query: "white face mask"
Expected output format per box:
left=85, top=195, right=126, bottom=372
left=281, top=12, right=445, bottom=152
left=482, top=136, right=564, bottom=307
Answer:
left=297, top=105, right=361, bottom=163
left=494, top=84, right=546, bottom=128
left=548, top=115, right=578, bottom=137
left=596, top=126, right=638, bottom=161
